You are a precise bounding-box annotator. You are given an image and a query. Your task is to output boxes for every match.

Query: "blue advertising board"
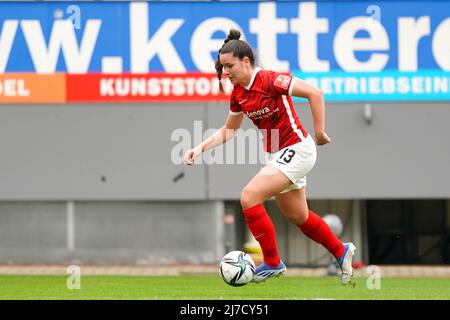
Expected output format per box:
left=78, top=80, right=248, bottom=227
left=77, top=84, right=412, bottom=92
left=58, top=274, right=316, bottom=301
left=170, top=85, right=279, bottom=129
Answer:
left=0, top=1, right=449, bottom=101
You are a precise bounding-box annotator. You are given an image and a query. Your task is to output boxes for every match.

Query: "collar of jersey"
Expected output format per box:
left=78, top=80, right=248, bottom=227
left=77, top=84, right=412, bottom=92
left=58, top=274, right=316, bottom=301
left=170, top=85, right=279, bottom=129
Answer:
left=243, top=66, right=262, bottom=90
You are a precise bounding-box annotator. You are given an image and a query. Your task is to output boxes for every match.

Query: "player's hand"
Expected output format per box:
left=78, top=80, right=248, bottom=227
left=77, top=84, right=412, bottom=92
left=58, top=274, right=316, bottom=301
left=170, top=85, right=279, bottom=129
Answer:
left=183, top=146, right=203, bottom=165
left=314, top=131, right=331, bottom=145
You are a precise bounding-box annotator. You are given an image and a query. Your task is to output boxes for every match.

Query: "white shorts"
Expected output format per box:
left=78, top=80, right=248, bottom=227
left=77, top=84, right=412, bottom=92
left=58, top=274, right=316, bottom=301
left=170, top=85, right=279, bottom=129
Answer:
left=265, top=134, right=317, bottom=194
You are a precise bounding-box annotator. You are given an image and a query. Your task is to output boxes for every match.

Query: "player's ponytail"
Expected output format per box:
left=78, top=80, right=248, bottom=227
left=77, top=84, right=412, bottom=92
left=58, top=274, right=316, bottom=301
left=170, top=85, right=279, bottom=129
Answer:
left=215, top=29, right=254, bottom=93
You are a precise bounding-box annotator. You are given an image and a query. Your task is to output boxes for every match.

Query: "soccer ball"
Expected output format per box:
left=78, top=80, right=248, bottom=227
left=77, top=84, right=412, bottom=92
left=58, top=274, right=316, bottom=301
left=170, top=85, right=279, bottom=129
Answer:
left=219, top=251, right=255, bottom=287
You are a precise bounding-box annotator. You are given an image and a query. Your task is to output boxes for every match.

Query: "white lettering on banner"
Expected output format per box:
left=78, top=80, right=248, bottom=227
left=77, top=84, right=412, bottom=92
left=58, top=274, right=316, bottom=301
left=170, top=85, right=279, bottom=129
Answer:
left=99, top=77, right=232, bottom=97
left=21, top=19, right=101, bottom=73
left=398, top=17, right=431, bottom=71
left=114, top=78, right=129, bottom=96
left=196, top=78, right=210, bottom=96
left=0, top=20, right=18, bottom=73
left=184, top=78, right=195, bottom=95
left=250, top=2, right=289, bottom=71
left=333, top=77, right=343, bottom=94
left=412, top=76, right=424, bottom=94
left=130, top=3, right=185, bottom=73
left=303, top=76, right=450, bottom=96
left=435, top=76, right=448, bottom=93
left=0, top=79, right=30, bottom=96
left=100, top=78, right=114, bottom=96
left=334, top=17, right=389, bottom=71
left=432, top=17, right=450, bottom=70
left=172, top=78, right=185, bottom=96
left=191, top=18, right=245, bottom=72
left=383, top=77, right=396, bottom=94
left=131, top=78, right=146, bottom=96
left=369, top=77, right=380, bottom=94
left=398, top=76, right=409, bottom=93
left=0, top=2, right=449, bottom=75
left=160, top=78, right=172, bottom=95
left=344, top=77, right=358, bottom=94
left=290, top=2, right=329, bottom=72
left=148, top=78, right=160, bottom=96
left=425, top=77, right=432, bottom=93
left=320, top=77, right=333, bottom=94
left=360, top=77, right=367, bottom=94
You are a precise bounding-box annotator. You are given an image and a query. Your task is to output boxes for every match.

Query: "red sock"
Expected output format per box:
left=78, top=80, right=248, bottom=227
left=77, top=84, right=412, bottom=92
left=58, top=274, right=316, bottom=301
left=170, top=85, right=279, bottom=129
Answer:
left=243, top=204, right=280, bottom=267
left=299, top=210, right=345, bottom=259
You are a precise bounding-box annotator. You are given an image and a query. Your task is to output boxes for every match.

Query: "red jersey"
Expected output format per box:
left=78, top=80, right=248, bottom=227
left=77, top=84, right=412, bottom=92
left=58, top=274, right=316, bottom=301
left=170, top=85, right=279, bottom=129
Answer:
left=229, top=67, right=308, bottom=153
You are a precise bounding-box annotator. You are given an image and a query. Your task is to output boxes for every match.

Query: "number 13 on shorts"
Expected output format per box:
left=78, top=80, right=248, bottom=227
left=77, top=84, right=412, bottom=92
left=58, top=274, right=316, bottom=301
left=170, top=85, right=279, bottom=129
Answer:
left=265, top=135, right=317, bottom=191
left=277, top=148, right=295, bottom=164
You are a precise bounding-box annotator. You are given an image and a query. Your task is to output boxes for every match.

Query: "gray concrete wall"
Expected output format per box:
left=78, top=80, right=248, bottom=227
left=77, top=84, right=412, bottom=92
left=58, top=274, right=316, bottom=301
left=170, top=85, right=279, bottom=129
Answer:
left=0, top=102, right=448, bottom=200
left=0, top=201, right=225, bottom=264
left=0, top=104, right=206, bottom=200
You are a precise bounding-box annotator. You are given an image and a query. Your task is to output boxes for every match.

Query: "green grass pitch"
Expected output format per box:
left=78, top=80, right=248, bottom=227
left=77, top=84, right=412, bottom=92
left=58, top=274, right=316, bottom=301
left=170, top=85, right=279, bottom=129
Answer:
left=0, top=275, right=449, bottom=300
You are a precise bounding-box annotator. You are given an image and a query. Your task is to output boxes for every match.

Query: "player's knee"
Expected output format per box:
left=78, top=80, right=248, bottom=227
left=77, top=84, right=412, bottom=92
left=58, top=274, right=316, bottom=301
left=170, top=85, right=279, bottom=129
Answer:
left=286, top=208, right=309, bottom=225
left=240, top=187, right=260, bottom=209
left=297, top=208, right=310, bottom=225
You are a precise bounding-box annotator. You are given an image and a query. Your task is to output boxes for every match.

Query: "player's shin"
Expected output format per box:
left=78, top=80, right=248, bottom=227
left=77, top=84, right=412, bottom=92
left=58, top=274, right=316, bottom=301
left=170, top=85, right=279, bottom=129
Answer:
left=299, top=210, right=345, bottom=259
left=242, top=204, right=280, bottom=267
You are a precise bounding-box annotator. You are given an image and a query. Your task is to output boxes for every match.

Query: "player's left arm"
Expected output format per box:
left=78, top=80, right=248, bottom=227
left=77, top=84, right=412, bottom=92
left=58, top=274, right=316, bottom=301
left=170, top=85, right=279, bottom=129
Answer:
left=290, top=78, right=331, bottom=145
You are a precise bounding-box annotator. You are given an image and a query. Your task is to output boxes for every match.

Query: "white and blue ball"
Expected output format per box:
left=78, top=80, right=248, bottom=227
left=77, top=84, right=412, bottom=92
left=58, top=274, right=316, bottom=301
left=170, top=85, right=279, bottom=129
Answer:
left=219, top=251, right=256, bottom=287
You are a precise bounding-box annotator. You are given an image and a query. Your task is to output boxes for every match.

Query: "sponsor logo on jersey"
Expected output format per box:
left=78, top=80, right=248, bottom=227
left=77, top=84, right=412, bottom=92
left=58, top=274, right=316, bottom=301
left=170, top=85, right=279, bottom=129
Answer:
left=246, top=107, right=280, bottom=120
left=246, top=107, right=270, bottom=118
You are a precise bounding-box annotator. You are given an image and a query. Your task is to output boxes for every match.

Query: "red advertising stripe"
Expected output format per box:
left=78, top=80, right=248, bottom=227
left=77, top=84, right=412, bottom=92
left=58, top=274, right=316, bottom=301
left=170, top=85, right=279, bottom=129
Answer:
left=66, top=73, right=232, bottom=103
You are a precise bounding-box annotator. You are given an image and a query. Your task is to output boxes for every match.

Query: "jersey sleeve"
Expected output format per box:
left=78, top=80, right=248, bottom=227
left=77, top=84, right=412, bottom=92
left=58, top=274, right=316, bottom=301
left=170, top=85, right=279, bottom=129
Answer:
left=267, top=71, right=297, bottom=96
left=229, top=89, right=243, bottom=115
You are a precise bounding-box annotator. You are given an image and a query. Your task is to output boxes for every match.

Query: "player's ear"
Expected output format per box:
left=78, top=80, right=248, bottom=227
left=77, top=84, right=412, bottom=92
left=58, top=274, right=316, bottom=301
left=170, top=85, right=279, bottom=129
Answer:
left=242, top=56, right=250, bottom=66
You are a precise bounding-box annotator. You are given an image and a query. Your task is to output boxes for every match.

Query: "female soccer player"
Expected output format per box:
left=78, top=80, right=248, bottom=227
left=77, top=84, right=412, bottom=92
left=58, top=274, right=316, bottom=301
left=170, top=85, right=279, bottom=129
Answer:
left=184, top=29, right=355, bottom=285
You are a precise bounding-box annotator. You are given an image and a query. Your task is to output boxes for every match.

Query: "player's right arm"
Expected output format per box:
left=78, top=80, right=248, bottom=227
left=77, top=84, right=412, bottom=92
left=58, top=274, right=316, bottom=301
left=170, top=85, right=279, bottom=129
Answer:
left=290, top=77, right=331, bottom=145
left=184, top=112, right=244, bottom=166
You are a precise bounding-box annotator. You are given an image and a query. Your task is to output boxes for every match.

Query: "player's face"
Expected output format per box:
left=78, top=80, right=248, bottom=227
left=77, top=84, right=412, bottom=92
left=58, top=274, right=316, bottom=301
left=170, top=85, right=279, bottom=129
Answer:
left=220, top=53, right=252, bottom=86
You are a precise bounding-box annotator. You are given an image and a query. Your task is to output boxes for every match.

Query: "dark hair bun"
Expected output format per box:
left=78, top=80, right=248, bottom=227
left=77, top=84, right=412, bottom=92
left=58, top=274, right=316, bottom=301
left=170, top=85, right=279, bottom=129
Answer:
left=227, top=29, right=241, bottom=41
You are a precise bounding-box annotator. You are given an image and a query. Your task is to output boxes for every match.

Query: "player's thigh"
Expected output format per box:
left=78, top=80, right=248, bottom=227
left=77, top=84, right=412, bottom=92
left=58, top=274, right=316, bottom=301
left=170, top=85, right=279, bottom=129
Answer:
left=240, top=164, right=292, bottom=209
left=275, top=187, right=309, bottom=225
